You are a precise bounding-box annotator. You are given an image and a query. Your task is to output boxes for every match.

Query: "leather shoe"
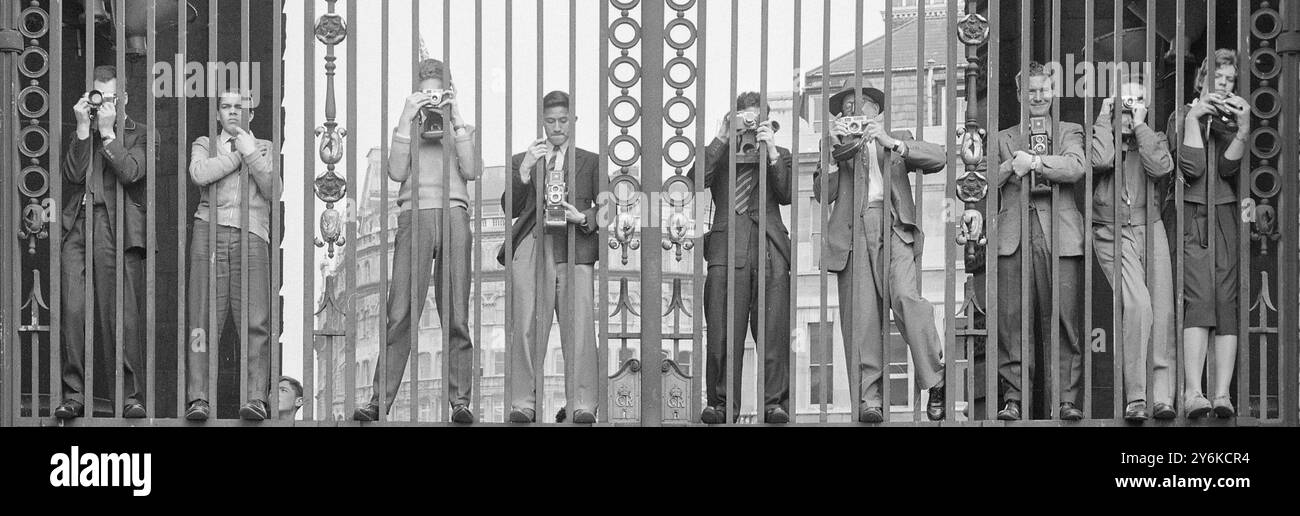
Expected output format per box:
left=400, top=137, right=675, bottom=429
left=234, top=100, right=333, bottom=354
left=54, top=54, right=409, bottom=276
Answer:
left=996, top=400, right=1021, bottom=421
left=1185, top=394, right=1211, bottom=419
left=123, top=401, right=147, bottom=419
left=352, top=402, right=380, bottom=422
left=927, top=385, right=946, bottom=421
left=1152, top=402, right=1176, bottom=420
left=1212, top=395, right=1235, bottom=418
left=858, top=406, right=884, bottom=423
left=765, top=407, right=789, bottom=424
left=700, top=405, right=726, bottom=425
left=555, top=406, right=567, bottom=423
left=1124, top=400, right=1148, bottom=422
left=239, top=400, right=268, bottom=421
left=571, top=409, right=596, bottom=424
left=185, top=399, right=210, bottom=421
left=54, top=399, right=84, bottom=420
left=451, top=404, right=474, bottom=424
left=508, top=407, right=536, bottom=423
left=1060, top=402, right=1084, bottom=421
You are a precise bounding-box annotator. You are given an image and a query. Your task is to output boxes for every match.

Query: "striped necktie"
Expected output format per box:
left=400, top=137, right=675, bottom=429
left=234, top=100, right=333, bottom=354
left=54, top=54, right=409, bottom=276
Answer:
left=734, top=167, right=755, bottom=214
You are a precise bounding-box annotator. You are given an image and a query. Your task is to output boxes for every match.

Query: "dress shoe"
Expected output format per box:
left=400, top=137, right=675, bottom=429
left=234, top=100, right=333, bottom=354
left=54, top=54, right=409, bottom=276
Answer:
left=927, top=385, right=946, bottom=421
left=1124, top=400, right=1148, bottom=422
left=185, top=399, right=210, bottom=421
left=765, top=407, right=790, bottom=424
left=352, top=402, right=380, bottom=422
left=1060, top=402, right=1084, bottom=421
left=571, top=409, right=596, bottom=424
left=54, top=399, right=84, bottom=420
left=858, top=406, right=885, bottom=423
left=1185, top=394, right=1211, bottom=419
left=1152, top=401, right=1176, bottom=420
left=555, top=406, right=567, bottom=423
left=700, top=405, right=726, bottom=425
left=451, top=404, right=475, bottom=424
left=1212, top=395, right=1235, bottom=418
left=123, top=401, right=147, bottom=419
left=996, top=400, right=1021, bottom=421
left=239, top=400, right=269, bottom=421
left=508, top=407, right=536, bottom=423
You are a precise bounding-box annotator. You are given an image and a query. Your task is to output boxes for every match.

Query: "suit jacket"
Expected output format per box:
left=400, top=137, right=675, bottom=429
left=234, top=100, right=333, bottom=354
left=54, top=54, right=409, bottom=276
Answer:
left=497, top=145, right=601, bottom=265
left=813, top=130, right=946, bottom=272
left=687, top=138, right=793, bottom=269
left=1088, top=119, right=1173, bottom=225
left=61, top=117, right=155, bottom=251
left=1164, top=105, right=1241, bottom=206
left=985, top=120, right=1087, bottom=257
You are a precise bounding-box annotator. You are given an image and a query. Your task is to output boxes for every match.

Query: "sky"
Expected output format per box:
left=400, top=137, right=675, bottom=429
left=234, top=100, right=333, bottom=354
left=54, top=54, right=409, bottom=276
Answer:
left=278, top=0, right=891, bottom=381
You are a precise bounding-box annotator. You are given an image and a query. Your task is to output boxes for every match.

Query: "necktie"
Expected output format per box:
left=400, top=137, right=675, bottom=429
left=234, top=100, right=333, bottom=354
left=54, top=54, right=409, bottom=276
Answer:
left=734, top=167, right=755, bottom=214
left=548, top=145, right=560, bottom=172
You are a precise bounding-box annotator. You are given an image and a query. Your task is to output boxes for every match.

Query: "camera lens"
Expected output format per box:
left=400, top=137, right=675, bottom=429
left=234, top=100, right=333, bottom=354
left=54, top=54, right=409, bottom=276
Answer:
left=87, top=90, right=103, bottom=107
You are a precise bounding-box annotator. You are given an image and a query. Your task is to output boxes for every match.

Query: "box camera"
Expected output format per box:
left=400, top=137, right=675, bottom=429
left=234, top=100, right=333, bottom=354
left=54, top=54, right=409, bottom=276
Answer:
left=1207, top=100, right=1241, bottom=136
left=544, top=166, right=569, bottom=233
left=1120, top=96, right=1142, bottom=114
left=733, top=112, right=779, bottom=164
left=418, top=89, right=454, bottom=141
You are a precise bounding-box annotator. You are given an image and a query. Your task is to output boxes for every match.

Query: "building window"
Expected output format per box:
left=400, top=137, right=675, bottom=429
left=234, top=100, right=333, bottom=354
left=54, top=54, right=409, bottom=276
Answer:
left=675, top=350, right=692, bottom=375
left=552, top=352, right=565, bottom=376
left=808, top=321, right=834, bottom=405
left=418, top=352, right=432, bottom=380
left=493, top=350, right=505, bottom=376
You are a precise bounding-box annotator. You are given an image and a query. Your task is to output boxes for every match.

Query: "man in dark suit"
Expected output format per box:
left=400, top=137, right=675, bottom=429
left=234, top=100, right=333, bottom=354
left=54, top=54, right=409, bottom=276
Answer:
left=813, top=86, right=948, bottom=423
left=55, top=65, right=154, bottom=419
left=690, top=92, right=793, bottom=424
left=986, top=62, right=1087, bottom=421
left=498, top=91, right=601, bottom=424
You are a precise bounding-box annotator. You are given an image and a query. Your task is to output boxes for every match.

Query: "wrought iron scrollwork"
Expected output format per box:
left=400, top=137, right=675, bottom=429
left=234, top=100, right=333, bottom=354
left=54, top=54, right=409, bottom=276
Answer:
left=313, top=0, right=348, bottom=259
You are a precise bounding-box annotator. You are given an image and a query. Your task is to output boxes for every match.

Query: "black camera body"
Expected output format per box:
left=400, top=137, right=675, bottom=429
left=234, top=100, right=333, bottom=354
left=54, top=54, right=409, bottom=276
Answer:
left=418, top=89, right=454, bottom=141
left=86, top=89, right=105, bottom=120
left=1028, top=116, right=1053, bottom=192
left=733, top=112, right=779, bottom=164
left=1208, top=104, right=1240, bottom=136
left=544, top=164, right=569, bottom=233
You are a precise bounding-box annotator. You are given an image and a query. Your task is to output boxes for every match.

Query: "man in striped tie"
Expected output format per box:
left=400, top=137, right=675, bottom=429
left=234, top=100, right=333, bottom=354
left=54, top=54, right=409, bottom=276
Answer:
left=690, top=92, right=794, bottom=424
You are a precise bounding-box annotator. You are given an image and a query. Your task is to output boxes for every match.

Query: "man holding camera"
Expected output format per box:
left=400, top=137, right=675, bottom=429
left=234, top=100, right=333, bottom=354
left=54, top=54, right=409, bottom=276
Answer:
left=498, top=91, right=600, bottom=424
left=353, top=58, right=479, bottom=423
left=1090, top=78, right=1176, bottom=421
left=812, top=86, right=949, bottom=423
left=55, top=65, right=155, bottom=419
left=182, top=89, right=280, bottom=421
left=690, top=92, right=793, bottom=424
left=985, top=62, right=1087, bottom=421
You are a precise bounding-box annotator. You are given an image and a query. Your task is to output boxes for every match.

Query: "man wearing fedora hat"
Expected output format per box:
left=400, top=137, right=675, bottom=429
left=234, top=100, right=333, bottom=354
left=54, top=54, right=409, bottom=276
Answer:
left=813, top=86, right=949, bottom=423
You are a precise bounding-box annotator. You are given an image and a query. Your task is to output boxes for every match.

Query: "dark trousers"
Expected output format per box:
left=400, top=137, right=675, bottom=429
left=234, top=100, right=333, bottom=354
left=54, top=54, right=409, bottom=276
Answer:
left=703, top=224, right=791, bottom=415
left=59, top=205, right=146, bottom=406
left=369, top=208, right=474, bottom=411
left=996, top=209, right=1084, bottom=416
left=185, top=221, right=272, bottom=405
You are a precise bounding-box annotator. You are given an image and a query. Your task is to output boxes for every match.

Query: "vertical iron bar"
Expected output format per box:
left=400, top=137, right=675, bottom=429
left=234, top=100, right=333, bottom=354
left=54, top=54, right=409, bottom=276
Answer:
left=1049, top=0, right=1062, bottom=419
left=984, top=0, right=1000, bottom=422
left=848, top=0, right=864, bottom=424
left=83, top=0, right=95, bottom=421
left=146, top=0, right=158, bottom=417
left=913, top=0, right=927, bottom=423
left=377, top=0, right=390, bottom=422
left=408, top=0, right=421, bottom=423
left=597, top=0, right=608, bottom=423
left=1146, top=0, right=1158, bottom=416
left=113, top=0, right=126, bottom=420
left=790, top=0, right=801, bottom=424
left=240, top=0, right=252, bottom=414
left=944, top=0, right=958, bottom=421
left=640, top=0, right=665, bottom=426
left=207, top=0, right=220, bottom=418
left=1112, top=0, right=1124, bottom=421
left=688, top=0, right=705, bottom=424
left=1206, top=0, right=1217, bottom=405
left=818, top=0, right=828, bottom=424
left=757, top=0, right=768, bottom=425
left=343, top=0, right=357, bottom=420
left=441, top=0, right=453, bottom=424
left=533, top=0, right=544, bottom=425
left=1017, top=0, right=1030, bottom=421
left=272, top=0, right=284, bottom=420
left=1280, top=0, right=1300, bottom=428
left=50, top=0, right=63, bottom=420
left=302, top=0, right=316, bottom=421
left=1235, top=0, right=1249, bottom=419
left=881, top=0, right=894, bottom=423
left=472, top=0, right=484, bottom=422
left=503, top=0, right=514, bottom=424
left=177, top=0, right=189, bottom=420
left=1083, top=0, right=1095, bottom=418
left=566, top=0, right=578, bottom=423
left=1174, top=0, right=1185, bottom=419
left=726, top=0, right=738, bottom=424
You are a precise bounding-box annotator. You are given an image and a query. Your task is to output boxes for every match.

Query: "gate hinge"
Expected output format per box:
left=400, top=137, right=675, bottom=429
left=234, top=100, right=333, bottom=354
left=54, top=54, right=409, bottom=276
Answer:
left=1278, top=29, right=1300, bottom=56
left=0, top=29, right=22, bottom=54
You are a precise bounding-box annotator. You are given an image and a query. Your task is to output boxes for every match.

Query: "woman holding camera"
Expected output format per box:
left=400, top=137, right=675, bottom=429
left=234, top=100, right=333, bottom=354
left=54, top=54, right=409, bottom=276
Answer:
left=1167, top=49, right=1250, bottom=419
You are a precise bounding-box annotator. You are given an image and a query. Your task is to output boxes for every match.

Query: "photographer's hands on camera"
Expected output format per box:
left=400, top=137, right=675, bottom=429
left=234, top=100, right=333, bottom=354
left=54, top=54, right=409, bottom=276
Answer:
left=75, top=92, right=118, bottom=143
left=716, top=113, right=781, bottom=164
left=1188, top=92, right=1251, bottom=139
left=519, top=140, right=587, bottom=226
left=400, top=88, right=471, bottom=134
